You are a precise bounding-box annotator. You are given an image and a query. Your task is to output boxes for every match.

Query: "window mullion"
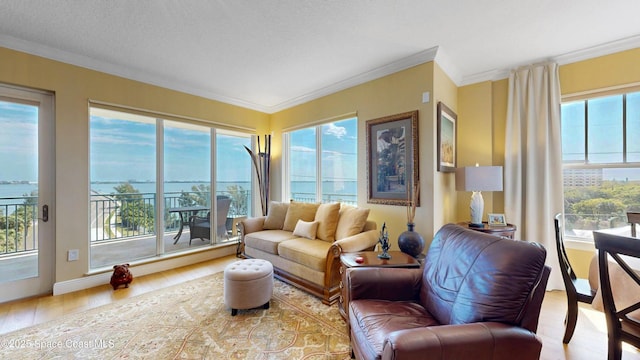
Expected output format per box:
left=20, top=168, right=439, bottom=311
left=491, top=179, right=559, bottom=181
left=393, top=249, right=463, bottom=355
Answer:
left=584, top=100, right=589, bottom=163
left=316, top=125, right=322, bottom=203
left=623, top=94, right=627, bottom=163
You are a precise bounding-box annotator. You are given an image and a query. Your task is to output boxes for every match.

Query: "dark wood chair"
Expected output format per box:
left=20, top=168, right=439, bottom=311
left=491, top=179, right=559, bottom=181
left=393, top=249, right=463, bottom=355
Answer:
left=627, top=211, right=640, bottom=237
left=188, top=196, right=232, bottom=245
left=593, top=231, right=640, bottom=360
left=554, top=213, right=596, bottom=343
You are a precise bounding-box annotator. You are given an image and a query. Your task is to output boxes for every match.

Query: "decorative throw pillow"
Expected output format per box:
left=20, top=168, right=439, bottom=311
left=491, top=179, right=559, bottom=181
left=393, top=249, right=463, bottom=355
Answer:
left=335, top=205, right=370, bottom=240
left=282, top=201, right=320, bottom=231
left=263, top=201, right=289, bottom=230
left=314, top=202, right=340, bottom=242
left=292, top=220, right=319, bottom=240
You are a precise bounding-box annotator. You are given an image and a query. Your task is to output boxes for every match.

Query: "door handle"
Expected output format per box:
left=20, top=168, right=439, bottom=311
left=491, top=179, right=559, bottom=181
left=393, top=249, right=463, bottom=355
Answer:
left=42, top=204, right=49, bottom=222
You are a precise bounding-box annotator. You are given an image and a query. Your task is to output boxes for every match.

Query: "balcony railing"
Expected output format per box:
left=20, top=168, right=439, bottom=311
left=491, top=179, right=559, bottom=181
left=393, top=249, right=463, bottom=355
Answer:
left=90, top=190, right=250, bottom=243
left=0, top=197, right=38, bottom=256
left=290, top=192, right=357, bottom=205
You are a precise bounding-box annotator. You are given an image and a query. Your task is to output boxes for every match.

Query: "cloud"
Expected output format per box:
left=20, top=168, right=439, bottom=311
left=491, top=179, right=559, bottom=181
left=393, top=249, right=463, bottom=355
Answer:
left=323, top=123, right=347, bottom=139
left=291, top=145, right=315, bottom=153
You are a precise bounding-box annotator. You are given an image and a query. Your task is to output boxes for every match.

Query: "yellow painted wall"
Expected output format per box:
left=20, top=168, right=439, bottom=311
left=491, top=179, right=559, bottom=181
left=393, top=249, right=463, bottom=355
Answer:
left=456, top=47, right=640, bottom=276
left=0, top=47, right=269, bottom=283
left=455, top=81, right=495, bottom=222
left=271, top=62, right=443, bottom=250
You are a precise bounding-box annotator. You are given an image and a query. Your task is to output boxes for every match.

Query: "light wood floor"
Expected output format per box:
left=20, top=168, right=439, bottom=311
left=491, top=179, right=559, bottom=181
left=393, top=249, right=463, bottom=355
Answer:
left=0, top=255, right=638, bottom=360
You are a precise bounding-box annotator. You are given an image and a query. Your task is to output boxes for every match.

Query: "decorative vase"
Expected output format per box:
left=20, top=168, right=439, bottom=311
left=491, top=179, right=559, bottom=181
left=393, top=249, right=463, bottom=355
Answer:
left=398, top=223, right=425, bottom=258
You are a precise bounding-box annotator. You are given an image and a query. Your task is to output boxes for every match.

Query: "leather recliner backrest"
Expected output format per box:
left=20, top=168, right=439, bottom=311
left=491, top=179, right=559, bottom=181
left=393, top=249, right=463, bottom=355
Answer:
left=419, top=224, right=547, bottom=328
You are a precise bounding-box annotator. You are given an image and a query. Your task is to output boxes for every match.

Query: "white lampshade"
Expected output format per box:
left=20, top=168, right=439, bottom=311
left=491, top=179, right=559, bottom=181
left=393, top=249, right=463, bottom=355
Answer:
left=455, top=165, right=503, bottom=226
left=455, top=166, right=503, bottom=192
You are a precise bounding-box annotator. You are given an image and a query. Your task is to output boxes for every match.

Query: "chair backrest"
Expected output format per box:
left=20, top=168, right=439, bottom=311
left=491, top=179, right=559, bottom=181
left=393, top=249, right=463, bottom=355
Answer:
left=216, top=195, right=231, bottom=226
left=420, top=224, right=549, bottom=333
left=627, top=211, right=640, bottom=237
left=593, top=231, right=640, bottom=356
left=555, top=213, right=578, bottom=288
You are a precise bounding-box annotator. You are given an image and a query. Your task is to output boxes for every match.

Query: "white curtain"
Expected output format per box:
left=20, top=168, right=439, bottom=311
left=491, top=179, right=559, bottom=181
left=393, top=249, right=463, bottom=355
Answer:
left=505, top=63, right=564, bottom=290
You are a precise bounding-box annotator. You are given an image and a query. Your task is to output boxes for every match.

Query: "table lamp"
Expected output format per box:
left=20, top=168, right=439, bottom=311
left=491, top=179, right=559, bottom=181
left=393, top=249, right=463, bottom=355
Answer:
left=455, top=164, right=503, bottom=228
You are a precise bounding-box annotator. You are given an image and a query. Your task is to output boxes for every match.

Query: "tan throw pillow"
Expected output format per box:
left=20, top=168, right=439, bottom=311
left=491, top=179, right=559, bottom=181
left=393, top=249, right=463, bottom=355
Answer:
left=263, top=201, right=289, bottom=230
left=292, top=220, right=319, bottom=240
left=335, top=205, right=370, bottom=240
left=282, top=201, right=320, bottom=231
left=314, top=202, right=340, bottom=242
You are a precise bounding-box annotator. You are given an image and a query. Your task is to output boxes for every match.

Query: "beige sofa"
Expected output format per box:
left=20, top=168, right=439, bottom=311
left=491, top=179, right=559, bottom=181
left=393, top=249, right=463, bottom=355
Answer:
left=239, top=201, right=378, bottom=305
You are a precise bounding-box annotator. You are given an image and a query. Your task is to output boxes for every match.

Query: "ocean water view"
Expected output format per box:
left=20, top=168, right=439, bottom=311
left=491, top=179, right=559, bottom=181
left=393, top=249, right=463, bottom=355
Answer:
left=0, top=180, right=358, bottom=203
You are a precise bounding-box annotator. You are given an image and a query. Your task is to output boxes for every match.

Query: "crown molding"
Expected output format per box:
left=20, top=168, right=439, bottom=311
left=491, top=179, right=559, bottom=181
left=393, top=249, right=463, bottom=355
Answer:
left=459, top=34, right=640, bottom=86
left=0, top=34, right=273, bottom=113
left=266, top=47, right=439, bottom=113
left=554, top=33, right=640, bottom=65
left=433, top=47, right=462, bottom=85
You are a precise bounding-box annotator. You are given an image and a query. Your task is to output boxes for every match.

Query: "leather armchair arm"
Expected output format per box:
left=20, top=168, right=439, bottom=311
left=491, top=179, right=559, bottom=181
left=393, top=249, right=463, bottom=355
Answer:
left=381, top=322, right=542, bottom=360
left=347, top=267, right=422, bottom=302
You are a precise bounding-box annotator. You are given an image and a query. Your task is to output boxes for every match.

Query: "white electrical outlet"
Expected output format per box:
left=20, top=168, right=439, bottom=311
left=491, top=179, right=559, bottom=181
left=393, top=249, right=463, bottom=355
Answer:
left=67, top=249, right=79, bottom=261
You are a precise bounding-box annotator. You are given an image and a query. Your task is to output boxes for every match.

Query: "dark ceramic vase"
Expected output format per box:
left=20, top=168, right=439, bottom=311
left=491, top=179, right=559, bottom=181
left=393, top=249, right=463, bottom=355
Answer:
left=398, top=223, right=425, bottom=258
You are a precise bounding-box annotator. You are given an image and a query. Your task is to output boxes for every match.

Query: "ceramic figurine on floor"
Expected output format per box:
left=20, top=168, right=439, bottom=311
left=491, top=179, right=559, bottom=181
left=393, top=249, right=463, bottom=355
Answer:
left=110, top=263, right=133, bottom=290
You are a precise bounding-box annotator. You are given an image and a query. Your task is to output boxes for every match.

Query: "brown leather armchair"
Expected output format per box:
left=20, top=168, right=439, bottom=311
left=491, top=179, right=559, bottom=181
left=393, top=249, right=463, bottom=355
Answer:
left=347, top=224, right=551, bottom=360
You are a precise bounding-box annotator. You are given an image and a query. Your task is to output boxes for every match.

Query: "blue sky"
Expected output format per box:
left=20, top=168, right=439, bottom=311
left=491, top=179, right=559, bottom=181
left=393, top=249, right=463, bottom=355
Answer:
left=1, top=102, right=356, bottom=187
left=289, top=118, right=357, bottom=184
left=89, top=110, right=252, bottom=183
left=0, top=101, right=38, bottom=181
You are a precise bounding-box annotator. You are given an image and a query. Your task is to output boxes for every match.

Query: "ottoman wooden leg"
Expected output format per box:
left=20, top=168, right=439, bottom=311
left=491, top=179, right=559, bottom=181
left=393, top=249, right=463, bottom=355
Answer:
left=231, top=308, right=238, bottom=316
left=263, top=302, right=269, bottom=309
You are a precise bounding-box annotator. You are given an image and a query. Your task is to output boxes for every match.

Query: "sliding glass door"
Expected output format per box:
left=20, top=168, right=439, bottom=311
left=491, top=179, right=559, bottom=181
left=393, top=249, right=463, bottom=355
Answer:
left=0, top=84, right=55, bottom=302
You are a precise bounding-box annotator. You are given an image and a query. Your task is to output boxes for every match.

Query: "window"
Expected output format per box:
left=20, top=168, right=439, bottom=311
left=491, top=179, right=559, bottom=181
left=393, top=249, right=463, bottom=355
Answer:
left=561, top=91, right=640, bottom=241
left=89, top=106, right=252, bottom=269
left=284, top=117, right=358, bottom=205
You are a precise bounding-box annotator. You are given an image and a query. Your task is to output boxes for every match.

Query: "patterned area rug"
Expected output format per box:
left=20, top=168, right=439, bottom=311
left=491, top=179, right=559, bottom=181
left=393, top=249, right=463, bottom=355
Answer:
left=1, top=273, right=351, bottom=359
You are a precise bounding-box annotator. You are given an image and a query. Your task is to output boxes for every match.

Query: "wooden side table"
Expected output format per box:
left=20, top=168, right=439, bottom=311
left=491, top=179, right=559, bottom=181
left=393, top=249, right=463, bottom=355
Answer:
left=339, top=251, right=421, bottom=321
left=457, top=221, right=517, bottom=239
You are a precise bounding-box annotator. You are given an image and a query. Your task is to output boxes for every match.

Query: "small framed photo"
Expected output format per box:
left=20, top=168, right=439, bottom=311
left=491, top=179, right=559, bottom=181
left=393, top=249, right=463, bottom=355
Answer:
left=488, top=213, right=507, bottom=226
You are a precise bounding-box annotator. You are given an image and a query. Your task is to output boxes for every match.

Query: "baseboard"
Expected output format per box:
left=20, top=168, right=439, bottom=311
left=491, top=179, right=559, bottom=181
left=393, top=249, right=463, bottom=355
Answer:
left=53, top=245, right=236, bottom=295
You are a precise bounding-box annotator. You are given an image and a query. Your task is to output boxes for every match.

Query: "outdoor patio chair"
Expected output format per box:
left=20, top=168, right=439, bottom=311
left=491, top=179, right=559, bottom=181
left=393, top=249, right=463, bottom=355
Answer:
left=188, top=196, right=232, bottom=245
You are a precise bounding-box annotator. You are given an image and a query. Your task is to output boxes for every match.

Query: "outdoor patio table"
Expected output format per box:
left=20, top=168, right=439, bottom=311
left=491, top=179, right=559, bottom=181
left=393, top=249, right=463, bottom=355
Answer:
left=169, top=206, right=209, bottom=244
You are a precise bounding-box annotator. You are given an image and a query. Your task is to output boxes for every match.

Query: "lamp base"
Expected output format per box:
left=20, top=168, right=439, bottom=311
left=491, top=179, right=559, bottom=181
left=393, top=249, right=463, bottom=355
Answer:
left=469, top=222, right=484, bottom=228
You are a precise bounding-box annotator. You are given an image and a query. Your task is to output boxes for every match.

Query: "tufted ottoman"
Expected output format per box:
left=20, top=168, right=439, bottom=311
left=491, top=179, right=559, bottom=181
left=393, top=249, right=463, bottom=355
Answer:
left=223, top=259, right=274, bottom=316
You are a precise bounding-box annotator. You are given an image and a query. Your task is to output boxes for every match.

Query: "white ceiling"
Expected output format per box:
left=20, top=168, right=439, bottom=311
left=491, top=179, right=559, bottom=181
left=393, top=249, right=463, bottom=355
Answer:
left=1, top=1, right=640, bottom=113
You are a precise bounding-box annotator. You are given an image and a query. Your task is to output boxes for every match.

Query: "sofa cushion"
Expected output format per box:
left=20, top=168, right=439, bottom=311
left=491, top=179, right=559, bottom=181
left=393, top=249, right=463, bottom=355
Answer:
left=278, top=238, right=332, bottom=273
left=263, top=201, right=289, bottom=230
left=314, top=202, right=340, bottom=242
left=282, top=201, right=320, bottom=231
left=244, top=230, right=298, bottom=255
left=335, top=205, right=370, bottom=240
left=293, top=220, right=319, bottom=240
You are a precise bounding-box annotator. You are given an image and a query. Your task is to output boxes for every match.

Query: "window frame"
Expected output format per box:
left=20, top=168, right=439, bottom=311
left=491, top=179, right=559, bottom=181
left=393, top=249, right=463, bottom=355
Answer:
left=282, top=114, right=358, bottom=205
left=561, top=89, right=640, bottom=243
left=88, top=102, right=254, bottom=269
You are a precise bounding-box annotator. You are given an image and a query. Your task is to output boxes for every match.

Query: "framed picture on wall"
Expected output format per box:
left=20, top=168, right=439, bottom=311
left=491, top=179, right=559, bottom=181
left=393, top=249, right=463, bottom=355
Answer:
left=366, top=110, right=419, bottom=206
left=437, top=102, right=457, bottom=172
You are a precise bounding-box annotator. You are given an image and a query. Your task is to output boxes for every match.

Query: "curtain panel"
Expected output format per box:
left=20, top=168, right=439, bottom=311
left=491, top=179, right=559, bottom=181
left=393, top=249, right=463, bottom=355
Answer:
left=505, top=63, right=564, bottom=290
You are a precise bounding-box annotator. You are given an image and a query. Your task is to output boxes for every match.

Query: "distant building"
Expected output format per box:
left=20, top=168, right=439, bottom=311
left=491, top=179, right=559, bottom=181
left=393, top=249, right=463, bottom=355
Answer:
left=563, top=168, right=603, bottom=187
